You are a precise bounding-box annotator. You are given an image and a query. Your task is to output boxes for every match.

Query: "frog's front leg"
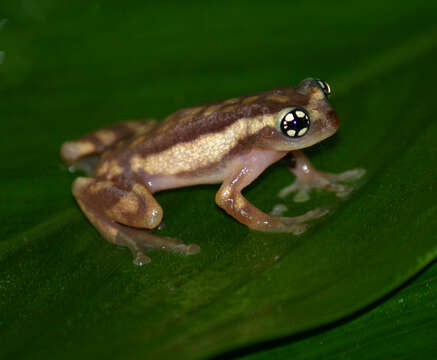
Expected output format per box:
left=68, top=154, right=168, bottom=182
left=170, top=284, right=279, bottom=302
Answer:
left=72, top=177, right=200, bottom=265
left=215, top=149, right=328, bottom=234
left=278, top=151, right=366, bottom=202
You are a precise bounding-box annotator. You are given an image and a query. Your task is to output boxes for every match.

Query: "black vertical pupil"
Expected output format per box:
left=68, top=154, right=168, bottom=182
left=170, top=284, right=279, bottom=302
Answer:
left=291, top=117, right=308, bottom=131
left=291, top=119, right=301, bottom=127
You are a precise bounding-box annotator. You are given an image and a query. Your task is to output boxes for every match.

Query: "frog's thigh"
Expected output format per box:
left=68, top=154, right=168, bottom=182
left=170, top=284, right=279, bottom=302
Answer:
left=73, top=177, right=163, bottom=229
left=72, top=177, right=199, bottom=265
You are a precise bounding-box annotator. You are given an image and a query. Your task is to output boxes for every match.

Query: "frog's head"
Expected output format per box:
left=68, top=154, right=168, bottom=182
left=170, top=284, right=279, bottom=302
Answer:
left=254, top=78, right=339, bottom=151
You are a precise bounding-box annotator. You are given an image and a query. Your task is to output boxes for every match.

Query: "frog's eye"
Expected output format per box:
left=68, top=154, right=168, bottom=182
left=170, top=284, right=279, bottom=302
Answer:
left=279, top=107, right=310, bottom=138
left=315, top=79, right=331, bottom=97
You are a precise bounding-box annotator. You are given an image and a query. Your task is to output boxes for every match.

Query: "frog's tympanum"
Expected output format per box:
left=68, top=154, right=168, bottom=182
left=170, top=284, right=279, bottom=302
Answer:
left=61, top=78, right=364, bottom=265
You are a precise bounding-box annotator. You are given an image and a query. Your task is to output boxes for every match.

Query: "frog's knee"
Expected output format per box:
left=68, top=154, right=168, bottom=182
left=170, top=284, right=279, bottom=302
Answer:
left=72, top=178, right=163, bottom=229
left=110, top=189, right=163, bottom=229
left=131, top=184, right=163, bottom=228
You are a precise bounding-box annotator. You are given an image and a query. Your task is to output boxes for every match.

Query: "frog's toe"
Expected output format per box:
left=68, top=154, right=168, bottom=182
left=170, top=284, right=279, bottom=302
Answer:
left=121, top=229, right=201, bottom=264
left=329, top=182, right=358, bottom=198
left=270, top=204, right=288, bottom=216
left=279, top=207, right=329, bottom=224
left=293, top=187, right=311, bottom=202
left=132, top=252, right=152, bottom=266
left=265, top=207, right=329, bottom=234
left=278, top=180, right=299, bottom=199
left=278, top=180, right=314, bottom=202
left=329, top=168, right=366, bottom=182
left=283, top=223, right=309, bottom=235
left=279, top=168, right=366, bottom=201
left=173, top=243, right=201, bottom=255
left=124, top=229, right=201, bottom=258
left=324, top=168, right=366, bottom=198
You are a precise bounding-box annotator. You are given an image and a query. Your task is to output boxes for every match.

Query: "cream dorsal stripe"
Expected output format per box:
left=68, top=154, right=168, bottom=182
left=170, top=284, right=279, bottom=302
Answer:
left=130, top=115, right=276, bottom=175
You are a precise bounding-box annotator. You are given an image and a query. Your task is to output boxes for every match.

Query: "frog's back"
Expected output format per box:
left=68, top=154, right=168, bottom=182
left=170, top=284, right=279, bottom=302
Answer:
left=133, top=86, right=306, bottom=155
left=96, top=86, right=308, bottom=181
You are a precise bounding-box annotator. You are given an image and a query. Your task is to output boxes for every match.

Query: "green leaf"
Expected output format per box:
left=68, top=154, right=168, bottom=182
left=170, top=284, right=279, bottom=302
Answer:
left=239, top=261, right=437, bottom=360
left=1, top=1, right=436, bottom=359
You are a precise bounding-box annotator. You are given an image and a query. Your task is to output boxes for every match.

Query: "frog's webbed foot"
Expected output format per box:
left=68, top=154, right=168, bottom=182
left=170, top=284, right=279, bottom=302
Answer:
left=72, top=177, right=200, bottom=265
left=116, top=227, right=200, bottom=266
left=279, top=168, right=366, bottom=201
left=268, top=207, right=330, bottom=235
left=279, top=151, right=365, bottom=202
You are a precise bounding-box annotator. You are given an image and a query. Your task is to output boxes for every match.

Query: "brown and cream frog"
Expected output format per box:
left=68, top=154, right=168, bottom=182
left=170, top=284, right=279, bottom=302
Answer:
left=61, top=78, right=364, bottom=265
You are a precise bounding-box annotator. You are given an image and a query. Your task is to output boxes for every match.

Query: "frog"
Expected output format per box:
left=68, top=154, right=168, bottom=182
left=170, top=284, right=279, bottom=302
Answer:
left=60, top=78, right=365, bottom=265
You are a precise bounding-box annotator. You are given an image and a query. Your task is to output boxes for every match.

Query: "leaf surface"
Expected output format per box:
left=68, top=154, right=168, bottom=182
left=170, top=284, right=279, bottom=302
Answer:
left=0, top=1, right=436, bottom=359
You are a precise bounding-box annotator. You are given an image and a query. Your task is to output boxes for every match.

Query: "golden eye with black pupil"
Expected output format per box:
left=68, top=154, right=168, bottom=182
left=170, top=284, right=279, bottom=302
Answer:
left=280, top=107, right=310, bottom=138
left=315, top=79, right=331, bottom=97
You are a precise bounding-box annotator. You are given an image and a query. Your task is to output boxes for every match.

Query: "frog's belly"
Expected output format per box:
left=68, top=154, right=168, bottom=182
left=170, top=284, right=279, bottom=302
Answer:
left=144, top=154, right=234, bottom=192
left=146, top=170, right=225, bottom=193
left=133, top=145, right=244, bottom=192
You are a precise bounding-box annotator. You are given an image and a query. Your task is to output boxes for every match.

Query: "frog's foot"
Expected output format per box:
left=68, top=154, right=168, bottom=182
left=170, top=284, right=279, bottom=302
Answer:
left=115, top=226, right=200, bottom=266
left=279, top=151, right=365, bottom=202
left=266, top=207, right=329, bottom=235
left=279, top=168, right=366, bottom=201
left=72, top=177, right=199, bottom=265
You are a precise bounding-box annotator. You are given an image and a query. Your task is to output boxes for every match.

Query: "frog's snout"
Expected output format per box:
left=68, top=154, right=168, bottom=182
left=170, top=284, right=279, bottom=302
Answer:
left=327, top=109, right=339, bottom=131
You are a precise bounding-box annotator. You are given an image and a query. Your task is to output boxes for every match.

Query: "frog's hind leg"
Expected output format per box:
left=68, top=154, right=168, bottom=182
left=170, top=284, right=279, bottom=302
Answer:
left=72, top=177, right=200, bottom=265
left=60, top=120, right=157, bottom=174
